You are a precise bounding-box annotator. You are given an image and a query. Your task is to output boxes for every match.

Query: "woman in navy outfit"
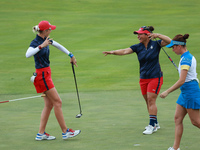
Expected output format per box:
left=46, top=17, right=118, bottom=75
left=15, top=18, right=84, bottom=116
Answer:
left=103, top=26, right=171, bottom=134
left=26, top=20, right=81, bottom=140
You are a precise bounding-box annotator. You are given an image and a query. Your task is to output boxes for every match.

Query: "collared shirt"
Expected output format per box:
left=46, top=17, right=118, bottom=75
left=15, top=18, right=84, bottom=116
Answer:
left=130, top=40, right=163, bottom=79
left=29, top=35, right=50, bottom=69
left=179, top=51, right=198, bottom=82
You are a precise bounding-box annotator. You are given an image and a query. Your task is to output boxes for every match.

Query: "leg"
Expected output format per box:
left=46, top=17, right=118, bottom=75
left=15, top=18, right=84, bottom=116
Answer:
left=45, top=87, right=68, bottom=133
left=146, top=77, right=163, bottom=117
left=140, top=78, right=160, bottom=134
left=147, top=92, right=159, bottom=127
left=143, top=92, right=159, bottom=134
left=173, top=104, right=187, bottom=150
left=187, top=109, right=200, bottom=128
left=146, top=77, right=163, bottom=124
left=140, top=79, right=150, bottom=113
left=142, top=94, right=149, bottom=113
left=38, top=93, right=53, bottom=134
left=147, top=92, right=158, bottom=116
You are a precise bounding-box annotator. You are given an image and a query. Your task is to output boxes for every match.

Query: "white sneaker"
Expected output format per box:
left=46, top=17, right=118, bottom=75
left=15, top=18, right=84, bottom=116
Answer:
left=35, top=132, right=56, bottom=141
left=145, top=123, right=160, bottom=130
left=62, top=128, right=81, bottom=140
left=168, top=147, right=180, bottom=150
left=155, top=123, right=160, bottom=129
left=143, top=125, right=157, bottom=135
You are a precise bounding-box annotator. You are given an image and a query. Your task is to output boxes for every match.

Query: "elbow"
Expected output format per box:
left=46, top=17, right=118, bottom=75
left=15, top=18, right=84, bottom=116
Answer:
left=179, top=79, right=185, bottom=86
left=25, top=53, right=31, bottom=58
left=181, top=80, right=185, bottom=85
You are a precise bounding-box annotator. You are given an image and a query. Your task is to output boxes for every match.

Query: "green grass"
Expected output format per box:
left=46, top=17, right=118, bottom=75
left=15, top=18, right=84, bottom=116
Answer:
left=0, top=0, right=200, bottom=149
left=0, top=91, right=199, bottom=150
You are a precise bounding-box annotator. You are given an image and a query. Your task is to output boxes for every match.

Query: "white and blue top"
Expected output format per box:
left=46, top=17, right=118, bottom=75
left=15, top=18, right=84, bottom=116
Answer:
left=177, top=50, right=200, bottom=109
left=178, top=51, right=199, bottom=82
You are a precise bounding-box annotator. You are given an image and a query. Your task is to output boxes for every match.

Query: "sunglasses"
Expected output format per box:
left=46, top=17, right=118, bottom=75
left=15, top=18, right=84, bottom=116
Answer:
left=141, top=26, right=152, bottom=33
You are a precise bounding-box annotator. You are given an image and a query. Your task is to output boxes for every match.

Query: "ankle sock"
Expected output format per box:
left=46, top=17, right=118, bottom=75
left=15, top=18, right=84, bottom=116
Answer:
left=149, top=115, right=157, bottom=126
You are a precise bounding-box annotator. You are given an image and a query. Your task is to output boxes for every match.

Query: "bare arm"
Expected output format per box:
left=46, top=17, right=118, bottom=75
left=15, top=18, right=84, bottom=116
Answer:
left=103, top=48, right=133, bottom=56
left=149, top=33, right=171, bottom=47
left=160, top=69, right=188, bottom=98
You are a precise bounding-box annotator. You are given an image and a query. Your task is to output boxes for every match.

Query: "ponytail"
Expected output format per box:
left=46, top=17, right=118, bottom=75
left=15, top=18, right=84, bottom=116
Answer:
left=148, top=26, right=154, bottom=32
left=32, top=25, right=40, bottom=33
left=183, top=34, right=189, bottom=40
left=172, top=34, right=189, bottom=44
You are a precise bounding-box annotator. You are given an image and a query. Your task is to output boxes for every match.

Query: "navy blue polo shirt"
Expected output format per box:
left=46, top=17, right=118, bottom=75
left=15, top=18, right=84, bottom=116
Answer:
left=29, top=35, right=50, bottom=69
left=130, top=40, right=163, bottom=79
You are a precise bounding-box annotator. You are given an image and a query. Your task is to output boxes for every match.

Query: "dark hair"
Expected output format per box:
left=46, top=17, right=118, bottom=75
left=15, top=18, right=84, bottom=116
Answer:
left=142, top=26, right=154, bottom=33
left=173, top=34, right=189, bottom=44
left=147, top=26, right=154, bottom=32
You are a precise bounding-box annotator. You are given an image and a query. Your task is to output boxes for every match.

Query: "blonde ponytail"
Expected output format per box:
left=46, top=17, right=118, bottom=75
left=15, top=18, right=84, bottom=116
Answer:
left=32, top=25, right=40, bottom=33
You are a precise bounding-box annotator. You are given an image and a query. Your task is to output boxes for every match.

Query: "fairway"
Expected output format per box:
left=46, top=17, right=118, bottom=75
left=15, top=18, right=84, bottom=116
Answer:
left=0, top=0, right=200, bottom=150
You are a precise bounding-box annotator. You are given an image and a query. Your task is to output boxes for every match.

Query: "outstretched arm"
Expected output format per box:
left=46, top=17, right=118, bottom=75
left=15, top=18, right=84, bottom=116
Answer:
left=52, top=40, right=77, bottom=67
left=103, top=48, right=133, bottom=56
left=51, top=40, right=71, bottom=55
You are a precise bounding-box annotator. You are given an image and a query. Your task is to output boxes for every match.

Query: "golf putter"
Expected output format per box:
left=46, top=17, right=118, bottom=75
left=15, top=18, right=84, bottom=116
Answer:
left=71, top=63, right=82, bottom=118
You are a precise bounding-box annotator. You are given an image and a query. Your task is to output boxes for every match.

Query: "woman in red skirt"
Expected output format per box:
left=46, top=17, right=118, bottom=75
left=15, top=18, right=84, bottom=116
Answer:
left=26, top=20, right=81, bottom=141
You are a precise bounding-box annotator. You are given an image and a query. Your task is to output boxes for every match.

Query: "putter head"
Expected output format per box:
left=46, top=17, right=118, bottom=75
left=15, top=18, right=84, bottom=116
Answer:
left=76, top=113, right=82, bottom=118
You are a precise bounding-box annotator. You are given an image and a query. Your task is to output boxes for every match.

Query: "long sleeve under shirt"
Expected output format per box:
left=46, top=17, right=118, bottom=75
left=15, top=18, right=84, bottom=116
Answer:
left=26, top=34, right=71, bottom=69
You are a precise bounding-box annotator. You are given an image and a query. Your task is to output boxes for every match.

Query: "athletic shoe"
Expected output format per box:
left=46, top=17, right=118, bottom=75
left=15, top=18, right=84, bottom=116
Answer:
left=168, top=147, right=180, bottom=150
left=62, top=128, right=81, bottom=140
left=35, top=132, right=56, bottom=141
left=143, top=125, right=157, bottom=135
left=145, top=123, right=160, bottom=130
left=155, top=123, right=160, bottom=129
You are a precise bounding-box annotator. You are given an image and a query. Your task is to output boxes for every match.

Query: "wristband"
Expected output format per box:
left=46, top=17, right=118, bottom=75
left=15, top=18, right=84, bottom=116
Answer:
left=68, top=53, right=74, bottom=58
left=38, top=45, right=42, bottom=50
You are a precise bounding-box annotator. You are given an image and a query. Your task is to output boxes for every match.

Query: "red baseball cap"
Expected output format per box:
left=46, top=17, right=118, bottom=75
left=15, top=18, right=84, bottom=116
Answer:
left=38, top=21, right=56, bottom=31
left=133, top=27, right=150, bottom=34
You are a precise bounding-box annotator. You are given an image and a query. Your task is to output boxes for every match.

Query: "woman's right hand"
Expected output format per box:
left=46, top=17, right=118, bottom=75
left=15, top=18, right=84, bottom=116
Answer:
left=102, top=51, right=114, bottom=56
left=160, top=91, right=169, bottom=99
left=40, top=36, right=53, bottom=48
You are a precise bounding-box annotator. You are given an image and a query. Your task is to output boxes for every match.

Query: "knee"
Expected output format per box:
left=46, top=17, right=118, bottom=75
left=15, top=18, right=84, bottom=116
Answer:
left=53, top=98, right=62, bottom=108
left=147, top=97, right=156, bottom=106
left=174, top=115, right=180, bottom=123
left=174, top=115, right=183, bottom=125
left=47, top=102, right=53, bottom=108
left=45, top=103, right=53, bottom=111
left=191, top=120, right=200, bottom=128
